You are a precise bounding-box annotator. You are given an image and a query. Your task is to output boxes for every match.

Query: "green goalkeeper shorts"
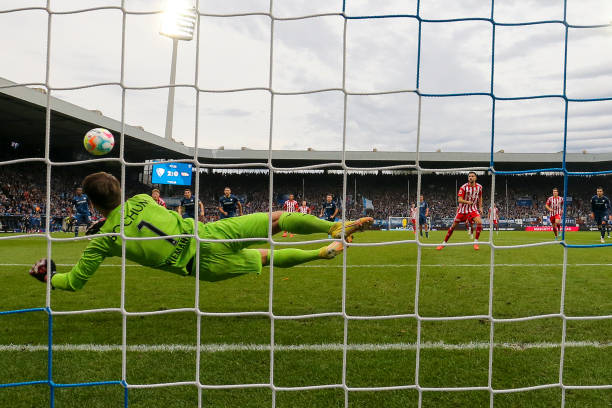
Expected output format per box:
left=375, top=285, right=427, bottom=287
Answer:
left=196, top=213, right=270, bottom=281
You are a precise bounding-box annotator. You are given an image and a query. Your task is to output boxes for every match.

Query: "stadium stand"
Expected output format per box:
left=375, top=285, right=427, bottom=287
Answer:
left=0, top=163, right=604, bottom=233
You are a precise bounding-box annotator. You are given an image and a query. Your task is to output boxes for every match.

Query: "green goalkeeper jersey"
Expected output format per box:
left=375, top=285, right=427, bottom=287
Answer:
left=52, top=194, right=197, bottom=291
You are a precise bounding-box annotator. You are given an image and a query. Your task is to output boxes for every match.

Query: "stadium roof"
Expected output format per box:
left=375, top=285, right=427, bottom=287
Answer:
left=1, top=77, right=610, bottom=173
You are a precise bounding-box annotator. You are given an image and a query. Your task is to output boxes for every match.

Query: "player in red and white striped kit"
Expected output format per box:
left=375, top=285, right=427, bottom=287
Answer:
left=409, top=203, right=418, bottom=234
left=282, top=194, right=299, bottom=237
left=545, top=188, right=564, bottom=240
left=437, top=172, right=484, bottom=251
left=151, top=189, right=166, bottom=208
left=489, top=204, right=500, bottom=234
left=298, top=200, right=311, bottom=215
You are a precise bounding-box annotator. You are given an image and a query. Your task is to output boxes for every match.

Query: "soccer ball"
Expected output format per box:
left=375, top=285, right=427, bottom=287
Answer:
left=83, top=128, right=115, bottom=155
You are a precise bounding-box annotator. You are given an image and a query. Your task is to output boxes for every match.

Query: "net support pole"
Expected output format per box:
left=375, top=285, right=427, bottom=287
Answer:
left=193, top=2, right=203, bottom=407
left=266, top=1, right=277, bottom=406
left=341, top=10, right=350, bottom=408
left=488, top=173, right=496, bottom=408
left=559, top=245, right=569, bottom=407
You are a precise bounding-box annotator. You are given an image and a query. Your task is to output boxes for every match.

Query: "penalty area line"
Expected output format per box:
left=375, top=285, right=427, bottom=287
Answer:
left=0, top=341, right=610, bottom=353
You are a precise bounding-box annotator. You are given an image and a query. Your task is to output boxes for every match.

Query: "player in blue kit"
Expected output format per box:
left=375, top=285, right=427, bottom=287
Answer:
left=218, top=187, right=243, bottom=219
left=320, top=194, right=338, bottom=221
left=419, top=194, right=429, bottom=238
left=591, top=187, right=611, bottom=243
left=71, top=187, right=93, bottom=237
left=178, top=188, right=205, bottom=222
left=320, top=194, right=339, bottom=239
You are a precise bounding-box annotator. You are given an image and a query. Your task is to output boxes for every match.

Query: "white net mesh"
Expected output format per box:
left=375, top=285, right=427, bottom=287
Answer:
left=0, top=1, right=611, bottom=407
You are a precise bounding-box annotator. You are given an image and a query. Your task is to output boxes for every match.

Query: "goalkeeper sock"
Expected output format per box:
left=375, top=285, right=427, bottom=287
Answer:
left=475, top=223, right=482, bottom=240
left=278, top=213, right=334, bottom=235
left=268, top=248, right=321, bottom=267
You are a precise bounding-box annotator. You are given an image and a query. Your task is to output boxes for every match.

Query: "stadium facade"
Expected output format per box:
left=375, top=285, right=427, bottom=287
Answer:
left=2, top=77, right=611, bottom=171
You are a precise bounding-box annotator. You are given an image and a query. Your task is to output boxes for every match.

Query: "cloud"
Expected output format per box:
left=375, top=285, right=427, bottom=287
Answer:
left=0, top=0, right=610, bottom=155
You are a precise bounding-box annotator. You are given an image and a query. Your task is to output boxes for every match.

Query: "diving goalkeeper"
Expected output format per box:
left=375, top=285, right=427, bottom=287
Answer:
left=29, top=172, right=373, bottom=290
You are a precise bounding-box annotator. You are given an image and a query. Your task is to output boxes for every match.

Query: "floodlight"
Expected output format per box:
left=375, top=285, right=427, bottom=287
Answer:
left=160, top=0, right=197, bottom=140
left=160, top=0, right=197, bottom=41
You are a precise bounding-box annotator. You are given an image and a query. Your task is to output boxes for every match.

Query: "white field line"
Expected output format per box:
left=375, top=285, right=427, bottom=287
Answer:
left=0, top=341, right=610, bottom=353
left=1, top=263, right=611, bottom=269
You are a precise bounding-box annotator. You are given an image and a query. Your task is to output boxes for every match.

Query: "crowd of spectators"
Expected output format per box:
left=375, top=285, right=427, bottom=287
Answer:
left=0, top=166, right=147, bottom=232
left=0, top=166, right=606, bottom=232
left=180, top=172, right=601, bottom=223
left=0, top=167, right=69, bottom=232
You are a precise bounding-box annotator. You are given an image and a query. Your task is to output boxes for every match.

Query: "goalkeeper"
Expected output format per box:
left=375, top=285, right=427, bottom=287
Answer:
left=29, top=172, right=373, bottom=291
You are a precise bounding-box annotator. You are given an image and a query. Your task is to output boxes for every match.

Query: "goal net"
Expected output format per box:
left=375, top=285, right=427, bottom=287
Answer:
left=1, top=1, right=611, bottom=408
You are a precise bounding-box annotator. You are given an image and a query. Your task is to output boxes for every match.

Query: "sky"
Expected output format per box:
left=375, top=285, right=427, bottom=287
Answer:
left=1, top=0, right=611, bottom=154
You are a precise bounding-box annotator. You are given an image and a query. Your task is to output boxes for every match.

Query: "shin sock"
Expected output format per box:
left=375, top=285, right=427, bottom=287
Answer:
left=444, top=226, right=456, bottom=243
left=475, top=223, right=482, bottom=240
left=268, top=248, right=321, bottom=267
left=278, top=213, right=334, bottom=235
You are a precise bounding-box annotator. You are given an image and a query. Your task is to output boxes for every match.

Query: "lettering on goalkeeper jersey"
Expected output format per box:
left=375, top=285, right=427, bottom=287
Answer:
left=123, top=199, right=150, bottom=226
left=165, top=236, right=192, bottom=266
left=110, top=198, right=151, bottom=239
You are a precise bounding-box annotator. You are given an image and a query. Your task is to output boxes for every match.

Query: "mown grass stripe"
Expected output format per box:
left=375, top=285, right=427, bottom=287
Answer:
left=1, top=341, right=610, bottom=353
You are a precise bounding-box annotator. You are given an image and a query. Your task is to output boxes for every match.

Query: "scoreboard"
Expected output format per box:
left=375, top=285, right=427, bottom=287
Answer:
left=152, top=162, right=192, bottom=185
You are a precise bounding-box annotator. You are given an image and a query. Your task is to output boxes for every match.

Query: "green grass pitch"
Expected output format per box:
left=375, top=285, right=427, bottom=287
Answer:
left=0, top=230, right=610, bottom=407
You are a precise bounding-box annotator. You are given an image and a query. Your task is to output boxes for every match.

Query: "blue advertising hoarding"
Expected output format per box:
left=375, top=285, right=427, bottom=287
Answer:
left=152, top=162, right=193, bottom=185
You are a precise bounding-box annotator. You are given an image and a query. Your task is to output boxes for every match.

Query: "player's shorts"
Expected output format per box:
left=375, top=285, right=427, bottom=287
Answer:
left=493, top=220, right=498, bottom=225
left=550, top=214, right=561, bottom=224
left=182, top=213, right=195, bottom=219
left=594, top=213, right=609, bottom=225
left=454, top=211, right=480, bottom=223
left=419, top=215, right=427, bottom=225
left=74, top=213, right=90, bottom=225
left=219, top=211, right=235, bottom=219
left=196, top=213, right=269, bottom=281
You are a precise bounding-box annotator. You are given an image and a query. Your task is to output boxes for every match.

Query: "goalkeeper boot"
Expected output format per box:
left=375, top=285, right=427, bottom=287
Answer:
left=319, top=241, right=344, bottom=259
left=329, top=217, right=374, bottom=241
left=282, top=231, right=287, bottom=238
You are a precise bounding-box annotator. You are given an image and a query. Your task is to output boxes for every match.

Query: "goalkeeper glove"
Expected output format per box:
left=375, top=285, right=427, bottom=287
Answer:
left=29, top=258, right=56, bottom=287
left=86, top=218, right=106, bottom=235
